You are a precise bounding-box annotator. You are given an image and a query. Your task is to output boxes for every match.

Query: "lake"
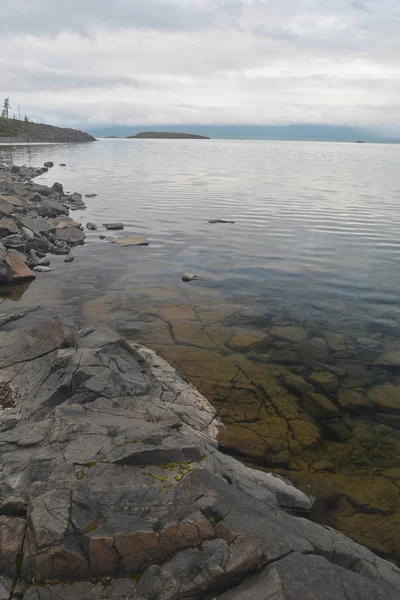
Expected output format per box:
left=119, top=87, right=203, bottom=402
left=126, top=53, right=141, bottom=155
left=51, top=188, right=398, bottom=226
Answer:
left=1, top=138, right=400, bottom=563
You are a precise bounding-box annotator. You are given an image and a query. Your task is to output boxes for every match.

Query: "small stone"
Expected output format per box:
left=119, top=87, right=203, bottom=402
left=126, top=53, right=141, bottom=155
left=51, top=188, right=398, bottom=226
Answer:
left=182, top=273, right=198, bottom=282
left=59, top=163, right=66, bottom=166
left=64, top=254, right=75, bottom=263
left=86, top=222, right=97, bottom=231
left=104, top=222, right=124, bottom=230
left=33, top=266, right=52, bottom=272
left=85, top=193, right=97, bottom=198
left=43, top=161, right=54, bottom=167
left=99, top=235, right=106, bottom=240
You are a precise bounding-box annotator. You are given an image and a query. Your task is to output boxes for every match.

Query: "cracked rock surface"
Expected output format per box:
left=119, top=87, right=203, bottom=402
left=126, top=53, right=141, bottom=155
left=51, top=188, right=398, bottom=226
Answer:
left=0, top=319, right=400, bottom=599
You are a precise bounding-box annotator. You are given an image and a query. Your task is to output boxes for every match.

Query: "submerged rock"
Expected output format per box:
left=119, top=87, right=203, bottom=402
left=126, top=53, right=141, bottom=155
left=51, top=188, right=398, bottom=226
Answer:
left=112, top=235, right=149, bottom=246
left=0, top=320, right=398, bottom=599
left=55, top=227, right=86, bottom=245
left=208, top=219, right=236, bottom=224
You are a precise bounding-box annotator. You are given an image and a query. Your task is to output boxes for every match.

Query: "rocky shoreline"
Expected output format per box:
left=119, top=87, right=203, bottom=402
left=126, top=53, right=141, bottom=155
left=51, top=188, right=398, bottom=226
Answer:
left=0, top=319, right=399, bottom=599
left=0, top=120, right=95, bottom=143
left=0, top=161, right=89, bottom=284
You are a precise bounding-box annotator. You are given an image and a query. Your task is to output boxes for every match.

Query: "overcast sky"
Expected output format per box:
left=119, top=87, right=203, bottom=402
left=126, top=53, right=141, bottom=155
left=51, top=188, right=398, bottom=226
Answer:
left=1, top=0, right=400, bottom=133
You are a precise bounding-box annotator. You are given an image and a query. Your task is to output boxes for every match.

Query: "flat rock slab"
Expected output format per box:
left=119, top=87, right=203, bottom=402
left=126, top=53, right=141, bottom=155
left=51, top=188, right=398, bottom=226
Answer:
left=112, top=235, right=149, bottom=246
left=55, top=227, right=86, bottom=245
left=17, top=215, right=56, bottom=236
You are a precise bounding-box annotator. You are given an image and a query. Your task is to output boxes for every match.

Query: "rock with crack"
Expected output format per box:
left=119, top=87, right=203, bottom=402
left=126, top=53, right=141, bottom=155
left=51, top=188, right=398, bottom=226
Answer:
left=0, top=320, right=399, bottom=599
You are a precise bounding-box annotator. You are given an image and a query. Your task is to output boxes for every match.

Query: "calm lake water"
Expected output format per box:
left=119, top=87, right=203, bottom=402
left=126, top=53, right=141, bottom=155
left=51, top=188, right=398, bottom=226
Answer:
left=1, top=139, right=400, bottom=563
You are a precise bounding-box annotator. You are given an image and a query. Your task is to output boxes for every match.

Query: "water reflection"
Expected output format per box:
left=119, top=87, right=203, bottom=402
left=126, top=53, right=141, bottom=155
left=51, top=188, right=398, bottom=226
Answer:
left=1, top=140, right=400, bottom=563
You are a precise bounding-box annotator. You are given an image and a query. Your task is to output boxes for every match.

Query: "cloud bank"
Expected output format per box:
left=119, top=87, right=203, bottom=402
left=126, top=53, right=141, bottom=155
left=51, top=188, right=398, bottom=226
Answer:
left=1, top=0, right=400, bottom=133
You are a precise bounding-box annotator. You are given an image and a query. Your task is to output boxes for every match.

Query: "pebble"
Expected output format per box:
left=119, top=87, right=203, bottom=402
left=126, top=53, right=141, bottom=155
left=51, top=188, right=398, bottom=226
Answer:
left=43, top=161, right=54, bottom=168
left=86, top=222, right=98, bottom=231
left=33, top=266, right=52, bottom=272
left=64, top=255, right=75, bottom=263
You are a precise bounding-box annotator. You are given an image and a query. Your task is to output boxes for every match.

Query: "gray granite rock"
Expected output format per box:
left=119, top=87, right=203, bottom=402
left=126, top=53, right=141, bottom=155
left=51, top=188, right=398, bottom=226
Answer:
left=0, top=321, right=399, bottom=599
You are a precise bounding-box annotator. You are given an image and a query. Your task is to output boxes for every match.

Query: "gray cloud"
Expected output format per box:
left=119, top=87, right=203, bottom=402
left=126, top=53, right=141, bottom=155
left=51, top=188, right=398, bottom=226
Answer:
left=1, top=0, right=400, bottom=133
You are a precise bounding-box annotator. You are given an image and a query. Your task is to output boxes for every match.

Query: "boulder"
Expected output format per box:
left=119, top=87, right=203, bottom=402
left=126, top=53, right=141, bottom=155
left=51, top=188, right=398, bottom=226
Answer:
left=0, top=216, right=20, bottom=237
left=53, top=217, right=83, bottom=230
left=111, top=235, right=149, bottom=246
left=55, top=227, right=86, bottom=245
left=0, top=253, right=36, bottom=282
left=51, top=181, right=63, bottom=194
left=17, top=215, right=56, bottom=236
left=43, top=161, right=54, bottom=167
left=1, top=234, right=27, bottom=252
left=67, top=192, right=86, bottom=207
left=29, top=183, right=52, bottom=197
left=38, top=198, right=68, bottom=218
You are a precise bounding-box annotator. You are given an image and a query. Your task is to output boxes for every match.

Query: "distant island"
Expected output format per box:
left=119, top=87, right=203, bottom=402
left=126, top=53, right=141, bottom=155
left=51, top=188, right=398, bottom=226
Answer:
left=127, top=131, right=210, bottom=139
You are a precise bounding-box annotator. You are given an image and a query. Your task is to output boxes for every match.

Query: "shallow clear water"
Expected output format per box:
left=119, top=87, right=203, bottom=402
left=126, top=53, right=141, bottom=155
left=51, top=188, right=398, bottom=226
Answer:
left=1, top=139, right=400, bottom=562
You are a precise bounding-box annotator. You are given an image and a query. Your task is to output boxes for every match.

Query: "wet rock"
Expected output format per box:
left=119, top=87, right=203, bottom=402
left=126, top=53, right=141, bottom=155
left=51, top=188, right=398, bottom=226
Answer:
left=51, top=181, right=63, bottom=194
left=99, top=234, right=106, bottom=240
left=43, top=161, right=54, bottom=167
left=270, top=325, right=309, bottom=344
left=208, top=219, right=236, bottom=223
left=86, top=222, right=97, bottom=231
left=53, top=217, right=83, bottom=230
left=60, top=163, right=66, bottom=167
left=337, top=388, right=373, bottom=411
left=367, top=385, right=400, bottom=413
left=302, top=392, right=340, bottom=418
left=0, top=216, right=20, bottom=237
left=227, top=330, right=270, bottom=352
left=284, top=373, right=315, bottom=395
left=29, top=250, right=50, bottom=267
left=55, top=227, right=86, bottom=245
left=64, top=254, right=75, bottom=263
left=111, top=235, right=149, bottom=247
left=271, top=349, right=303, bottom=365
left=306, top=371, right=339, bottom=394
left=104, top=222, right=124, bottom=230
left=182, top=273, right=198, bottom=282
left=33, top=265, right=52, bottom=272
left=38, top=198, right=68, bottom=218
left=85, top=193, right=98, bottom=198
left=0, top=252, right=36, bottom=282
left=295, top=337, right=332, bottom=363
left=30, top=183, right=52, bottom=196
left=246, top=351, right=271, bottom=363
left=369, top=318, right=400, bottom=337
left=67, top=192, right=86, bottom=207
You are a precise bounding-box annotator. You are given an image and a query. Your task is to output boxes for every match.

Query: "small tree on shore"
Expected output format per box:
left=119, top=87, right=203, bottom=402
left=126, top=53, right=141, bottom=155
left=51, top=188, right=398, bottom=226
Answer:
left=24, top=114, right=29, bottom=122
left=2, top=98, right=10, bottom=119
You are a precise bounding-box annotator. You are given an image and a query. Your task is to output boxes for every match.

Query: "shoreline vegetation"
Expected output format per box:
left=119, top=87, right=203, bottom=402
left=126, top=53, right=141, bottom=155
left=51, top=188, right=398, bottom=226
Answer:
left=0, top=117, right=95, bottom=143
left=0, top=160, right=400, bottom=598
